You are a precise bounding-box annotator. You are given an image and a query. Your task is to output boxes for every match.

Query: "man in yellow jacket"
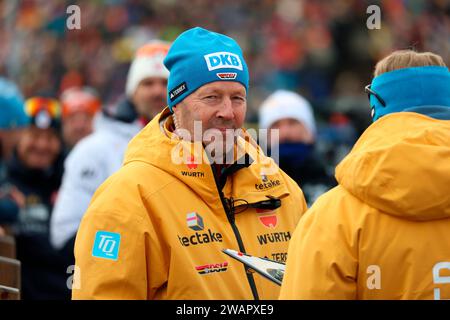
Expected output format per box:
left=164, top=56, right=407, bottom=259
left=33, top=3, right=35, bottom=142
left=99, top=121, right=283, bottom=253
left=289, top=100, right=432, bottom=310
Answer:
left=280, top=50, right=450, bottom=300
left=72, top=27, right=307, bottom=300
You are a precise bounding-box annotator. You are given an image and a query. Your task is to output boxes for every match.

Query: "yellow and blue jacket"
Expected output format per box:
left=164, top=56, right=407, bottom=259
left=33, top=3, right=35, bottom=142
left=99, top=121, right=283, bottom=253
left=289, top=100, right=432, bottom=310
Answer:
left=73, top=108, right=307, bottom=300
left=280, top=111, right=450, bottom=299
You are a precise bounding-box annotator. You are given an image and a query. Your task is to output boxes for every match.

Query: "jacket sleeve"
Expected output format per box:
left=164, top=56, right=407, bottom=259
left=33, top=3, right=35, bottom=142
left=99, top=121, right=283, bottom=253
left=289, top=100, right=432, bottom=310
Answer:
left=50, top=140, right=108, bottom=250
left=279, top=188, right=359, bottom=299
left=72, top=168, right=166, bottom=300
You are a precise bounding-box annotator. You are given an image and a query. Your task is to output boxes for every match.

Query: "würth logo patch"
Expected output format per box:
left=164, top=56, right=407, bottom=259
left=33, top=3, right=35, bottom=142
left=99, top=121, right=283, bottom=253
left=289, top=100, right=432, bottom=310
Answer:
left=187, top=155, right=198, bottom=170
left=180, top=155, right=205, bottom=177
left=169, top=82, right=187, bottom=101
left=216, top=72, right=237, bottom=80
left=257, top=231, right=291, bottom=245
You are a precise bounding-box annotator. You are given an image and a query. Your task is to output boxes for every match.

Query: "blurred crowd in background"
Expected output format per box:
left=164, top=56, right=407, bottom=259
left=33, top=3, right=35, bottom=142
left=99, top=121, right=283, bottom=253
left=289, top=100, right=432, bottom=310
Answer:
left=2, top=0, right=449, bottom=145
left=0, top=0, right=449, bottom=299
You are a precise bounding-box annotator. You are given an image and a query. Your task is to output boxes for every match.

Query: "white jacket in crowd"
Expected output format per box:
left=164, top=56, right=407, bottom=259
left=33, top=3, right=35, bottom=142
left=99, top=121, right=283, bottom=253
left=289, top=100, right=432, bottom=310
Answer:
left=50, top=112, right=142, bottom=249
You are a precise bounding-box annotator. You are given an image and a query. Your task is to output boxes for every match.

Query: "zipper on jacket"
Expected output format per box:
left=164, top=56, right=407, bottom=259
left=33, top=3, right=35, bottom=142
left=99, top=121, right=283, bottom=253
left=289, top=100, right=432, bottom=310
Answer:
left=211, top=164, right=260, bottom=300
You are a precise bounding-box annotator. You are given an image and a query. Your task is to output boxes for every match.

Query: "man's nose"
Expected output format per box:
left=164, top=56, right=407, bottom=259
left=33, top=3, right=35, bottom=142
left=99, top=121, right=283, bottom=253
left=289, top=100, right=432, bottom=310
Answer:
left=217, top=97, right=234, bottom=120
left=35, top=136, right=50, bottom=150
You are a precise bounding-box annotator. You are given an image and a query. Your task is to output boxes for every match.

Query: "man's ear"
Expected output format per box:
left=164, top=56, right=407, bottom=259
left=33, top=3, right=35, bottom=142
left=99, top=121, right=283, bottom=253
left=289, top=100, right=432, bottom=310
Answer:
left=172, top=102, right=183, bottom=115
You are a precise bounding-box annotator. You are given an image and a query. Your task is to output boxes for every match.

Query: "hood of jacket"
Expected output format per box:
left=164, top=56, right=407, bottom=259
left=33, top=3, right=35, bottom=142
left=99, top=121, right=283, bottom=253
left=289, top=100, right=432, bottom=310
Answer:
left=335, top=111, right=450, bottom=221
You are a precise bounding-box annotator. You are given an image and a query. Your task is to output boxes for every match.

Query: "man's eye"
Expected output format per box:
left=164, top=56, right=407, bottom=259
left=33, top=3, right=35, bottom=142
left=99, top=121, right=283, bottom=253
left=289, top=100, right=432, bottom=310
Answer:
left=204, top=95, right=218, bottom=100
left=233, top=96, right=245, bottom=101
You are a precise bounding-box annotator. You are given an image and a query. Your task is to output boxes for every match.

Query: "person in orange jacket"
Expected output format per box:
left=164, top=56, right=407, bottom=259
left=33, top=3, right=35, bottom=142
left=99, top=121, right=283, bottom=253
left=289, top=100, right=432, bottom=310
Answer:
left=279, top=50, right=450, bottom=300
left=72, top=27, right=307, bottom=300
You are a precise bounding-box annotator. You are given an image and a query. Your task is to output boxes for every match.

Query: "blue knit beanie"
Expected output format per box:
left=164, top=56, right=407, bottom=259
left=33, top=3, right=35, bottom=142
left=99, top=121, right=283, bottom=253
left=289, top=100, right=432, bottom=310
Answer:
left=0, top=78, right=30, bottom=129
left=164, top=27, right=249, bottom=112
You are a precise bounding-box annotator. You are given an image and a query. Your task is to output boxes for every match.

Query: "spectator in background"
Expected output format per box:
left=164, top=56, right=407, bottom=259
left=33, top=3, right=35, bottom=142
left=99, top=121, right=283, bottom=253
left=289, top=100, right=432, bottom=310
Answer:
left=125, top=41, right=170, bottom=124
left=4, top=97, right=72, bottom=300
left=1, top=78, right=29, bottom=226
left=50, top=40, right=170, bottom=251
left=259, top=90, right=335, bottom=206
left=4, top=1, right=448, bottom=174
left=280, top=50, right=450, bottom=299
left=60, top=87, right=101, bottom=151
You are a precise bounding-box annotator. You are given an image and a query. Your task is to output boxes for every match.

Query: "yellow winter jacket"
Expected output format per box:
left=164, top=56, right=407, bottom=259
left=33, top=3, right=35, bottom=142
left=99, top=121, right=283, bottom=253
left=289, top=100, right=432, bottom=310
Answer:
left=72, top=108, right=306, bottom=300
left=279, top=112, right=450, bottom=300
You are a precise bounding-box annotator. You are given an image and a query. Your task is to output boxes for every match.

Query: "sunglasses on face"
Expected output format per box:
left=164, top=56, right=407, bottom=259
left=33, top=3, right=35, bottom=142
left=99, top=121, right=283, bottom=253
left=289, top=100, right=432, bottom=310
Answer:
left=364, top=84, right=386, bottom=107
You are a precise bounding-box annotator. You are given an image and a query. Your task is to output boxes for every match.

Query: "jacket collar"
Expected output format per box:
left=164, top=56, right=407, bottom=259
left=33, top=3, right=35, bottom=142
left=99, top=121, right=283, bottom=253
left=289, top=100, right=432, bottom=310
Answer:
left=402, top=105, right=450, bottom=120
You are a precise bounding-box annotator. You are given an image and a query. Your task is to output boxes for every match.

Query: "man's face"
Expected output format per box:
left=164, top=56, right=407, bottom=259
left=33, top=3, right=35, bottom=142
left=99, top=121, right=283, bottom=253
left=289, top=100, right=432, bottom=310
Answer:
left=0, top=128, right=25, bottom=160
left=269, top=118, right=314, bottom=144
left=173, top=81, right=247, bottom=154
left=62, top=112, right=94, bottom=148
left=132, top=77, right=167, bottom=120
left=17, top=126, right=61, bottom=170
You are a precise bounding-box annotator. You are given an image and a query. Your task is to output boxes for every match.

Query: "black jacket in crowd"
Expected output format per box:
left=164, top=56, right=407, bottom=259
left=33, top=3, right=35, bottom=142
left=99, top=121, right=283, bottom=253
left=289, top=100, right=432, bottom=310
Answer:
left=4, top=150, right=74, bottom=300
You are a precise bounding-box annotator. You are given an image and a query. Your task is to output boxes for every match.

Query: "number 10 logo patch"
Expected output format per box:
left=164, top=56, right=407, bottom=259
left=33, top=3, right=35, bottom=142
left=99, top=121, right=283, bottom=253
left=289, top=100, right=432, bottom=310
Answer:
left=92, top=231, right=121, bottom=261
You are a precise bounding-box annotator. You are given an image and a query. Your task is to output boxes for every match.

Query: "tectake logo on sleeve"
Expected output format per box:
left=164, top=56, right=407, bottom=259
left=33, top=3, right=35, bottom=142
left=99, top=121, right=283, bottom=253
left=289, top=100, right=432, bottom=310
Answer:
left=204, top=52, right=243, bottom=71
left=92, top=231, right=121, bottom=261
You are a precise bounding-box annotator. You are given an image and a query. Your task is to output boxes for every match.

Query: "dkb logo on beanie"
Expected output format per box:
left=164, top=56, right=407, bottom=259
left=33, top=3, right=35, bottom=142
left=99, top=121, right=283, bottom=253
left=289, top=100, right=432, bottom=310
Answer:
left=204, top=52, right=243, bottom=71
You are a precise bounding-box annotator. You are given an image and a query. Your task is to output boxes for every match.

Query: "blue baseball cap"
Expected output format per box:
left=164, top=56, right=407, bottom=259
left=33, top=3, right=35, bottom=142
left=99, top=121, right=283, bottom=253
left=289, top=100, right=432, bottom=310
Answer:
left=164, top=27, right=249, bottom=112
left=0, top=78, right=30, bottom=130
